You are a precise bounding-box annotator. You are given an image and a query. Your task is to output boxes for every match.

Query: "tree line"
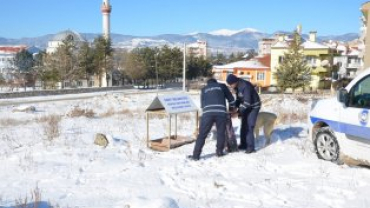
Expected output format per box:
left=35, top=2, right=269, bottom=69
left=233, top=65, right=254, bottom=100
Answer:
left=3, top=36, right=252, bottom=90
left=2, top=34, right=258, bottom=91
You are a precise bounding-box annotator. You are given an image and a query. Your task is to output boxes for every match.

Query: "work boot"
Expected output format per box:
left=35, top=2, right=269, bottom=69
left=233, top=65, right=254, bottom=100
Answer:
left=245, top=149, right=256, bottom=154
left=187, top=155, right=199, bottom=161
left=216, top=150, right=225, bottom=157
left=238, top=144, right=247, bottom=150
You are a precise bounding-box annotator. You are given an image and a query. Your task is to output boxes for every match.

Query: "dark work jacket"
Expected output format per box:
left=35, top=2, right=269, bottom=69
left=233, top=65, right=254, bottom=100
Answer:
left=235, top=78, right=261, bottom=114
left=201, top=79, right=235, bottom=116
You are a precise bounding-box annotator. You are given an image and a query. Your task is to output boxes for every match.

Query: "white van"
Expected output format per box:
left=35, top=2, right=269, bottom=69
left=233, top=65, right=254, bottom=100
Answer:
left=309, top=68, right=370, bottom=164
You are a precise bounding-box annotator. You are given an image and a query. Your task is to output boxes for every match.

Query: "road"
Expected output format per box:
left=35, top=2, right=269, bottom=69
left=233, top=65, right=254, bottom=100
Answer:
left=0, top=88, right=184, bottom=106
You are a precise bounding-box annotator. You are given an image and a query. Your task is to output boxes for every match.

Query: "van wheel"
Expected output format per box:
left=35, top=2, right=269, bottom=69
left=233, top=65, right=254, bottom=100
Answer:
left=314, top=127, right=340, bottom=162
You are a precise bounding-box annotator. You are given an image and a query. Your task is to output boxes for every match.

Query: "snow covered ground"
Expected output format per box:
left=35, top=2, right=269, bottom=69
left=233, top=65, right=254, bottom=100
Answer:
left=0, top=91, right=369, bottom=208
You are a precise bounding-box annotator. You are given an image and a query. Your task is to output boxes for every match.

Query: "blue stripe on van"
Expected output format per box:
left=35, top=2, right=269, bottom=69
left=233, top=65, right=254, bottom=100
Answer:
left=310, top=116, right=370, bottom=139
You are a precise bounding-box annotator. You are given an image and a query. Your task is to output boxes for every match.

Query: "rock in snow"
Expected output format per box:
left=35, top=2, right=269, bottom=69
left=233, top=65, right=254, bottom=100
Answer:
left=12, top=105, right=36, bottom=113
left=94, top=133, right=109, bottom=148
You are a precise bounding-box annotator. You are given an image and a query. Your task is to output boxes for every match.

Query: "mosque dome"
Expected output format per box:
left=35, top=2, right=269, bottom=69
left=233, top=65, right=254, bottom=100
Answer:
left=51, top=30, right=86, bottom=42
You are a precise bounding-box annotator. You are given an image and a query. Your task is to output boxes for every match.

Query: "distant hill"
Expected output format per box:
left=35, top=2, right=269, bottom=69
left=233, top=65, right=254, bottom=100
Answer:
left=317, top=33, right=359, bottom=42
left=0, top=29, right=359, bottom=55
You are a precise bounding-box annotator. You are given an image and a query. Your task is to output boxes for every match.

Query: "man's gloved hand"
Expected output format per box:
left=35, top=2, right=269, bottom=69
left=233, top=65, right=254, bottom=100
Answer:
left=235, top=100, right=241, bottom=108
left=238, top=104, right=247, bottom=115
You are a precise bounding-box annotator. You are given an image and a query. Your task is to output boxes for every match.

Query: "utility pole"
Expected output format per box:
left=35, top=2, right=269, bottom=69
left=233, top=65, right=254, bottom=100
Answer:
left=155, top=53, right=159, bottom=94
left=183, top=43, right=186, bottom=91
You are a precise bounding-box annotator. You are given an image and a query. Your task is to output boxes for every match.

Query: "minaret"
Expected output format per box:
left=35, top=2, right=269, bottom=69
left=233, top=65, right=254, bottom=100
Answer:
left=101, top=0, right=112, bottom=39
left=101, top=0, right=112, bottom=87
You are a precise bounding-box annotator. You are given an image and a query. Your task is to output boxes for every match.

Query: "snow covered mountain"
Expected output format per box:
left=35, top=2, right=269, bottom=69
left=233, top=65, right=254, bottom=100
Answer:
left=0, top=29, right=359, bottom=55
left=208, top=28, right=260, bottom=36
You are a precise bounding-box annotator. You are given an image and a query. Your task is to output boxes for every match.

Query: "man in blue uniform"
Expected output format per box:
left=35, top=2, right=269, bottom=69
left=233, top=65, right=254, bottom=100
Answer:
left=226, top=74, right=261, bottom=153
left=189, top=76, right=236, bottom=160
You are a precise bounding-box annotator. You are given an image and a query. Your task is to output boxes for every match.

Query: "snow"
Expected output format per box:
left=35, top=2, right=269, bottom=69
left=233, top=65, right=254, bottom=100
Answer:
left=0, top=91, right=370, bottom=208
left=271, top=41, right=290, bottom=48
left=302, top=41, right=329, bottom=49
left=272, top=40, right=329, bottom=49
left=209, top=28, right=259, bottom=36
left=115, top=38, right=170, bottom=49
left=213, top=60, right=269, bottom=70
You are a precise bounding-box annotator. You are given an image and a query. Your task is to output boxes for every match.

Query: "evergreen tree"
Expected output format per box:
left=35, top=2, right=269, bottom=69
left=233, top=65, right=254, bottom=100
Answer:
left=157, top=45, right=182, bottom=81
left=41, top=52, right=62, bottom=88
left=123, top=48, right=147, bottom=84
left=39, top=69, right=60, bottom=89
left=186, top=55, right=212, bottom=79
left=138, top=47, right=157, bottom=87
left=274, top=31, right=311, bottom=92
left=93, top=36, right=113, bottom=87
left=78, top=42, right=95, bottom=79
left=33, top=51, right=45, bottom=71
left=237, top=52, right=246, bottom=60
left=43, top=36, right=81, bottom=87
left=14, top=49, right=33, bottom=72
left=186, top=55, right=199, bottom=80
left=198, top=56, right=212, bottom=77
left=212, top=52, right=227, bottom=65
left=228, top=53, right=236, bottom=63
left=114, top=49, right=130, bottom=85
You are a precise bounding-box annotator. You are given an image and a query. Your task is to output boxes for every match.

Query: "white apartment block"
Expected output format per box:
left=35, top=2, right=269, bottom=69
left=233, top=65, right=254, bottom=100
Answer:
left=332, top=43, right=363, bottom=79
left=186, top=40, right=208, bottom=57
left=258, top=38, right=275, bottom=56
left=0, top=45, right=27, bottom=74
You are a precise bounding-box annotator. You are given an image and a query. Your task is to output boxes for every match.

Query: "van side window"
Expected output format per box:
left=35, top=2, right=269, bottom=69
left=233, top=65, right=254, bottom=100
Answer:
left=349, top=75, right=370, bottom=109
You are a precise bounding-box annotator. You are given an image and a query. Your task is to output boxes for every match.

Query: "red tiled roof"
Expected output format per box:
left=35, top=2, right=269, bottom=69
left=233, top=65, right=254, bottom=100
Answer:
left=0, top=46, right=27, bottom=53
left=256, top=54, right=271, bottom=68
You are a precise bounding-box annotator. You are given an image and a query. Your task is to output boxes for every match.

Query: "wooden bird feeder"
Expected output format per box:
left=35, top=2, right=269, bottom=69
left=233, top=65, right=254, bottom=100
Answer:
left=146, top=93, right=199, bottom=151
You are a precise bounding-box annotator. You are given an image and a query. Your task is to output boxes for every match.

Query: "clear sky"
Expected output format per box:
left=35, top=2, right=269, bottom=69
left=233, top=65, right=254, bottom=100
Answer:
left=0, top=0, right=366, bottom=38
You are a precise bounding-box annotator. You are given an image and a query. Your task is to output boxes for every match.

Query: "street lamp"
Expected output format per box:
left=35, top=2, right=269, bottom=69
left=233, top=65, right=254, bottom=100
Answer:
left=155, top=52, right=159, bottom=93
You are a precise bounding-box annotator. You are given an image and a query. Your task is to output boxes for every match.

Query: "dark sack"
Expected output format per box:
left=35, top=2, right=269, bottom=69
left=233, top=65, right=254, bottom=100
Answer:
left=225, top=114, right=238, bottom=152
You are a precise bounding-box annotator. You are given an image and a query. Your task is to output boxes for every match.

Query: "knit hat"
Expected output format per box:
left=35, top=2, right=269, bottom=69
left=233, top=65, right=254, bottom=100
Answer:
left=226, top=74, right=238, bottom=85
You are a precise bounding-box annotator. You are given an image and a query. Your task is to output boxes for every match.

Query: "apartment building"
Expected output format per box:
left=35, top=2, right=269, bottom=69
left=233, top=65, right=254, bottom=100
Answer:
left=186, top=40, right=208, bottom=58
left=270, top=31, right=336, bottom=90
left=0, top=45, right=27, bottom=74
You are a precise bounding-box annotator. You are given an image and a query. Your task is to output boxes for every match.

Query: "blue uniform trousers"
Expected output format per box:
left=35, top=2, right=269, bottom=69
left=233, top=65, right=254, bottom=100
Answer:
left=193, top=114, right=227, bottom=157
left=240, top=108, right=260, bottom=151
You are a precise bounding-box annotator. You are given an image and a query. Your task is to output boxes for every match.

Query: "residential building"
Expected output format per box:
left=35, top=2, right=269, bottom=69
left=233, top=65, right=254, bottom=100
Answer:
left=186, top=40, right=208, bottom=58
left=258, top=38, right=276, bottom=56
left=0, top=45, right=27, bottom=74
left=270, top=31, right=336, bottom=90
left=212, top=54, right=271, bottom=87
left=331, top=42, right=363, bottom=79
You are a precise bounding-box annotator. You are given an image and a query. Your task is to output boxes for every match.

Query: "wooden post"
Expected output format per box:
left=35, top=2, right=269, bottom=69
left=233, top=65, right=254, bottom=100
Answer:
left=168, top=114, right=171, bottom=150
left=146, top=112, right=149, bottom=148
left=175, top=114, right=178, bottom=139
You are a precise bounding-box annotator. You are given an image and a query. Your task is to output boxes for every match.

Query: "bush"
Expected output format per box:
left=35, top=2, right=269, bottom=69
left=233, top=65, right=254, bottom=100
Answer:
left=67, top=107, right=95, bottom=118
left=39, top=114, right=62, bottom=141
left=15, top=187, right=43, bottom=208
